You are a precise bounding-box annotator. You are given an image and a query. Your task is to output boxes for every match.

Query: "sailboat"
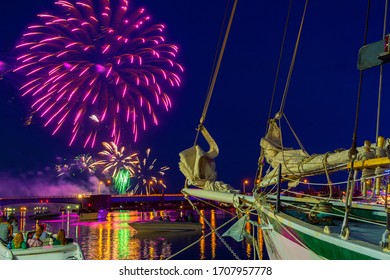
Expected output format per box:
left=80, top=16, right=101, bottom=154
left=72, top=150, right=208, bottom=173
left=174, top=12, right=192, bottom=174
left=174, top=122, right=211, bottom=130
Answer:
left=179, top=0, right=390, bottom=259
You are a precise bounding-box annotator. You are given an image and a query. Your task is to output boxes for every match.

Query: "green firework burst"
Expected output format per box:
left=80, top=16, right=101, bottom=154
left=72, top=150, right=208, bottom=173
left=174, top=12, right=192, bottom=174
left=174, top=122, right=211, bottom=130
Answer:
left=113, top=169, right=131, bottom=194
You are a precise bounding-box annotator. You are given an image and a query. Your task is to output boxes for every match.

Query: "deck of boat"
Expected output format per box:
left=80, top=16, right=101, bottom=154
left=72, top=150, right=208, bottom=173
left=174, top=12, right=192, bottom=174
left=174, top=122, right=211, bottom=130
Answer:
left=327, top=218, right=386, bottom=246
left=280, top=203, right=387, bottom=247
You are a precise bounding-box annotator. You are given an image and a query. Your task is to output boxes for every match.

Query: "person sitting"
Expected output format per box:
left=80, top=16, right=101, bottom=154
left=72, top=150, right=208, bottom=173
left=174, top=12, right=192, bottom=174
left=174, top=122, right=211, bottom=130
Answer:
left=53, top=229, right=68, bottom=245
left=0, top=215, right=12, bottom=245
left=27, top=228, right=43, bottom=247
left=10, top=232, right=27, bottom=249
left=32, top=224, right=47, bottom=239
left=8, top=214, right=19, bottom=234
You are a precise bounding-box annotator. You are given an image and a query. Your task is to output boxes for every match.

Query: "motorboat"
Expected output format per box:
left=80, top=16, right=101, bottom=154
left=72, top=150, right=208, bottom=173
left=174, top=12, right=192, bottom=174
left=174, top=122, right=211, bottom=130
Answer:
left=28, top=211, right=61, bottom=220
left=129, top=220, right=202, bottom=232
left=79, top=209, right=109, bottom=221
left=0, top=242, right=84, bottom=260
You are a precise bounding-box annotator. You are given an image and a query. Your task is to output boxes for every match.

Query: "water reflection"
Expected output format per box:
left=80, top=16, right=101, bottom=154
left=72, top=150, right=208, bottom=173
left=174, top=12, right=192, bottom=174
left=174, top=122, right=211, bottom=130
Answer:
left=199, top=210, right=206, bottom=260
left=246, top=220, right=252, bottom=259
left=210, top=210, right=216, bottom=259
left=13, top=208, right=265, bottom=260
left=258, top=215, right=264, bottom=260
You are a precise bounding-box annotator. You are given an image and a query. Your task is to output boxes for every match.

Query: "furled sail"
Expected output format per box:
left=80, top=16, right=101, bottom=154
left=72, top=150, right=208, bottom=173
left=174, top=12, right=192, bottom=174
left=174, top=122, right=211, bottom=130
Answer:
left=179, top=126, right=239, bottom=193
left=259, top=119, right=373, bottom=187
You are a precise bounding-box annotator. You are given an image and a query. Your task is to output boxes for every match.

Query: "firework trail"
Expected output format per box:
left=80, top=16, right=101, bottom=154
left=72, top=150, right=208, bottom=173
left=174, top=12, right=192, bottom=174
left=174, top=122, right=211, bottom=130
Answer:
left=0, top=60, right=11, bottom=80
left=113, top=168, right=131, bottom=194
left=56, top=154, right=95, bottom=175
left=56, top=162, right=72, bottom=177
left=91, top=141, right=138, bottom=193
left=74, top=154, right=95, bottom=173
left=14, top=0, right=183, bottom=147
left=131, top=147, right=169, bottom=194
left=0, top=61, right=6, bottom=75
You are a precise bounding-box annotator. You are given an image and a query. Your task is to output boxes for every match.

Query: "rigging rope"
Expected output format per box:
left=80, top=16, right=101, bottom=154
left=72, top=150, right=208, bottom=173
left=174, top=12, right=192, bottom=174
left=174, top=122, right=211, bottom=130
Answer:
left=376, top=0, right=389, bottom=140
left=185, top=196, right=241, bottom=260
left=266, top=0, right=293, bottom=130
left=165, top=215, right=239, bottom=260
left=258, top=1, right=309, bottom=186
left=207, top=2, right=231, bottom=93
left=342, top=0, right=372, bottom=238
left=256, top=0, right=293, bottom=190
left=350, top=0, right=371, bottom=160
left=194, top=0, right=238, bottom=145
left=283, top=113, right=307, bottom=154
left=277, top=0, right=309, bottom=117
left=322, top=153, right=333, bottom=202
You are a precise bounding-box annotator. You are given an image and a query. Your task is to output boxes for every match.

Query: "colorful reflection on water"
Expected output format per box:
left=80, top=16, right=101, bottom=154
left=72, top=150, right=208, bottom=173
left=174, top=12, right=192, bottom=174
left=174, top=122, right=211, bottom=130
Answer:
left=13, top=208, right=266, bottom=260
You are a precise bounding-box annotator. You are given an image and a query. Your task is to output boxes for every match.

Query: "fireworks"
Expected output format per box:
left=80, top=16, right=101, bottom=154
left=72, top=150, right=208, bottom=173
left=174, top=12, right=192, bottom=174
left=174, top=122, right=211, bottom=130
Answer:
left=0, top=61, right=6, bottom=79
left=56, top=154, right=95, bottom=178
left=91, top=142, right=138, bottom=192
left=131, top=147, right=169, bottom=194
left=14, top=0, right=183, bottom=147
left=56, top=163, right=72, bottom=177
left=74, top=154, right=95, bottom=173
left=113, top=168, right=131, bottom=194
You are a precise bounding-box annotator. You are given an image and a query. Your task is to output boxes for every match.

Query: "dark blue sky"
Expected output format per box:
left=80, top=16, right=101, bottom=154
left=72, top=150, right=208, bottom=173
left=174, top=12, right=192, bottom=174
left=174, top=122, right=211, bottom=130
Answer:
left=1, top=0, right=390, bottom=194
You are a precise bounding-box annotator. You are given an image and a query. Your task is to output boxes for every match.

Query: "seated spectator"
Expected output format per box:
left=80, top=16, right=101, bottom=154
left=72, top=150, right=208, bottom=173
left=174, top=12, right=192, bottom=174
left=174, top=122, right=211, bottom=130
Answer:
left=53, top=229, right=68, bottom=245
left=11, top=232, right=27, bottom=249
left=27, top=229, right=43, bottom=247
left=0, top=215, right=12, bottom=245
left=8, top=214, right=19, bottom=234
left=33, top=224, right=47, bottom=239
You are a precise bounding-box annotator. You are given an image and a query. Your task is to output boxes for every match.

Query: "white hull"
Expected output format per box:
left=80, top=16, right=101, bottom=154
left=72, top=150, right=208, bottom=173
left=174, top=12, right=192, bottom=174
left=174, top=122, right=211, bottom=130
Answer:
left=258, top=203, right=390, bottom=259
left=0, top=242, right=84, bottom=260
left=261, top=221, right=323, bottom=260
left=129, top=220, right=202, bottom=232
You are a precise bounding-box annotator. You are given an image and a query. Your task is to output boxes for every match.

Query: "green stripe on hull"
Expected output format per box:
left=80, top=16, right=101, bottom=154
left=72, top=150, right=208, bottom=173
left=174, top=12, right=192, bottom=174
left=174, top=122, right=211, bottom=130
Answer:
left=298, top=231, right=375, bottom=260
left=265, top=212, right=377, bottom=260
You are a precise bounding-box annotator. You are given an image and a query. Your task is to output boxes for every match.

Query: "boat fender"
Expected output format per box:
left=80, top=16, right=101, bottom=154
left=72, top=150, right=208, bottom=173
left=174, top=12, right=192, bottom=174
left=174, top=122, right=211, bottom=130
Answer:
left=323, top=226, right=331, bottom=234
left=5, top=249, right=13, bottom=260
left=379, top=229, right=389, bottom=249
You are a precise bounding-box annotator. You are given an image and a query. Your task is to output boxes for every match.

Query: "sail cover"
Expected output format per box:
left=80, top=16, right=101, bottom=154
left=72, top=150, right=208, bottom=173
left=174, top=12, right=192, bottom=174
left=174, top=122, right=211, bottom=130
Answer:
left=179, top=126, right=238, bottom=193
left=260, top=119, right=367, bottom=187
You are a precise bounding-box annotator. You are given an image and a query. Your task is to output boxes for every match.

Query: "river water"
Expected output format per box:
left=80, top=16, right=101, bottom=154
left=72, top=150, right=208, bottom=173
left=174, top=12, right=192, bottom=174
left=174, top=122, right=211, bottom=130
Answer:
left=13, top=207, right=266, bottom=260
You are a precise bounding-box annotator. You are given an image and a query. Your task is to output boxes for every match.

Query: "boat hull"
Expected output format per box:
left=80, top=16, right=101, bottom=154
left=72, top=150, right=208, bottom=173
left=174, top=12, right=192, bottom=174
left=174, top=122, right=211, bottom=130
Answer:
left=28, top=212, right=61, bottom=220
left=79, top=209, right=109, bottom=221
left=182, top=188, right=390, bottom=259
left=258, top=204, right=390, bottom=260
left=0, top=242, right=84, bottom=260
left=129, top=220, right=202, bottom=232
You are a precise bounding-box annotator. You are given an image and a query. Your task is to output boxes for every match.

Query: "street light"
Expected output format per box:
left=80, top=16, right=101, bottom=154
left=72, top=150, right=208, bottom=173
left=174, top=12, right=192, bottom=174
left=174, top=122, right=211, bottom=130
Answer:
left=243, top=180, right=249, bottom=194
left=158, top=180, right=166, bottom=195
left=303, top=179, right=310, bottom=190
left=148, top=180, right=154, bottom=195
left=98, top=181, right=103, bottom=195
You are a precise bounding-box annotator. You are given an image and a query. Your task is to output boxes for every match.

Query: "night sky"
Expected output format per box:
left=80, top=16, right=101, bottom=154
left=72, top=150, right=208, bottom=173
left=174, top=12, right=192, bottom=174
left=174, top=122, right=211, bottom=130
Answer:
left=1, top=0, right=390, bottom=195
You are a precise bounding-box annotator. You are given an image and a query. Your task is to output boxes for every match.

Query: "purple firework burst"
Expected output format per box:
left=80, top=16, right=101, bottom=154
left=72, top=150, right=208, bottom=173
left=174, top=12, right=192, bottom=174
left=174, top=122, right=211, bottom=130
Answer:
left=14, top=0, right=183, bottom=147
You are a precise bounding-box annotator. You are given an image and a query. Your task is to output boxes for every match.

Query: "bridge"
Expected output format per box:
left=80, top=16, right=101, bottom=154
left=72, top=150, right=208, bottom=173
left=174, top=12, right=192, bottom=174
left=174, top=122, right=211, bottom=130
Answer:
left=0, top=193, right=204, bottom=211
